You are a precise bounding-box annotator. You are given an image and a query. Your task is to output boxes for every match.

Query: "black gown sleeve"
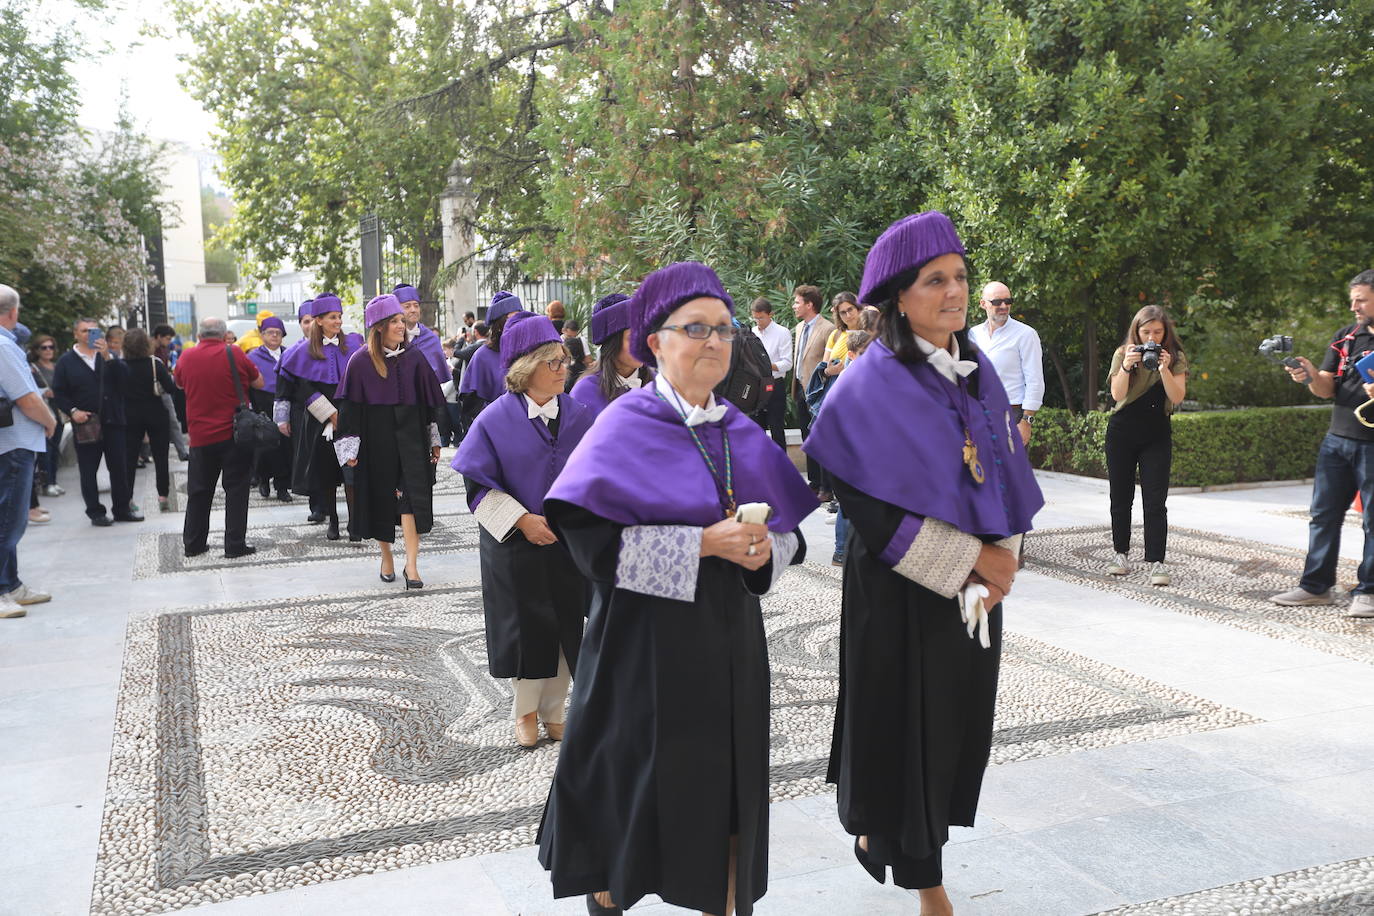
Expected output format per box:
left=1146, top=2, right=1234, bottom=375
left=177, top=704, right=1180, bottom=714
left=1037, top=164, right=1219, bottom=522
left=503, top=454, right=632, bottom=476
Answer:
left=545, top=501, right=624, bottom=585
left=831, top=475, right=908, bottom=561
left=740, top=528, right=808, bottom=595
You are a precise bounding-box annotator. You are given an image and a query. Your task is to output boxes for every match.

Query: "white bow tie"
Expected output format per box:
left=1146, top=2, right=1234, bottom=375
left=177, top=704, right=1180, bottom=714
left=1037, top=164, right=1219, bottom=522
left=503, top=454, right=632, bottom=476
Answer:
left=406, top=326, right=421, bottom=341
left=322, top=337, right=339, bottom=347
left=927, top=347, right=978, bottom=382
left=384, top=347, right=404, bottom=359
left=527, top=397, right=560, bottom=422
left=683, top=403, right=729, bottom=427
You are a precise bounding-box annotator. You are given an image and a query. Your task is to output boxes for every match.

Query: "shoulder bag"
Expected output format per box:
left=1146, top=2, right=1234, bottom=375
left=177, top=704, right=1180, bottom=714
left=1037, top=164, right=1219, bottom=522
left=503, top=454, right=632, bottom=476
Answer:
left=227, top=345, right=280, bottom=451
left=72, top=356, right=103, bottom=444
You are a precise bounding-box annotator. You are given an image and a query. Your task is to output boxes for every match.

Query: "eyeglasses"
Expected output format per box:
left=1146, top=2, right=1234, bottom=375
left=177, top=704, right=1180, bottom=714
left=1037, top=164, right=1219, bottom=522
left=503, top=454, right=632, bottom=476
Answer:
left=543, top=357, right=573, bottom=371
left=659, top=323, right=739, bottom=341
left=985, top=298, right=1013, bottom=307
left=37, top=344, right=54, bottom=350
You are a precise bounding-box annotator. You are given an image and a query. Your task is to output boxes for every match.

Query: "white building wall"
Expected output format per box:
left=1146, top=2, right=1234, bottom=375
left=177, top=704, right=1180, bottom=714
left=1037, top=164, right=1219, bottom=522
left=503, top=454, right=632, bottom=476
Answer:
left=161, top=145, right=207, bottom=302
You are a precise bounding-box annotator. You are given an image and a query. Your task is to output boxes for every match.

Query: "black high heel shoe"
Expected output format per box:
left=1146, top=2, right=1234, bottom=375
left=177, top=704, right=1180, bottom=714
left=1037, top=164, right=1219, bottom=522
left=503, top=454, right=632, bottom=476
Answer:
left=854, top=837, right=886, bottom=883
left=379, top=563, right=396, bottom=584
left=585, top=893, right=622, bottom=915
left=326, top=517, right=340, bottom=540
left=403, top=565, right=423, bottom=589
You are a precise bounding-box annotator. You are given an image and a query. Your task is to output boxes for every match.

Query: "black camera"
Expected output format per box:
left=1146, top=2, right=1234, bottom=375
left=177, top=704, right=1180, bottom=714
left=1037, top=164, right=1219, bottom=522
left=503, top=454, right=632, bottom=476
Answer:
left=1132, top=341, right=1162, bottom=371
left=1257, top=334, right=1302, bottom=368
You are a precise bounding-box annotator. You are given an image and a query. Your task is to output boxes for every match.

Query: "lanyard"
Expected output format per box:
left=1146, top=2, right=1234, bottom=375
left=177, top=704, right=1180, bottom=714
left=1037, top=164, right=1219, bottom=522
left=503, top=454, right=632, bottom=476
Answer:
left=655, top=387, right=736, bottom=517
left=917, top=363, right=986, bottom=485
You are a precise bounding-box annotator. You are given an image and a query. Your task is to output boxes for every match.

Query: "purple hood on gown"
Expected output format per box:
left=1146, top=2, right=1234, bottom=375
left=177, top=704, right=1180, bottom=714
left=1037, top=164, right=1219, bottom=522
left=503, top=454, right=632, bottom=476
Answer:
left=457, top=342, right=505, bottom=401
left=278, top=333, right=366, bottom=386
left=546, top=384, right=817, bottom=533
left=568, top=372, right=612, bottom=417
left=408, top=324, right=453, bottom=383
left=804, top=339, right=1043, bottom=538
left=339, top=345, right=446, bottom=407
left=246, top=345, right=285, bottom=394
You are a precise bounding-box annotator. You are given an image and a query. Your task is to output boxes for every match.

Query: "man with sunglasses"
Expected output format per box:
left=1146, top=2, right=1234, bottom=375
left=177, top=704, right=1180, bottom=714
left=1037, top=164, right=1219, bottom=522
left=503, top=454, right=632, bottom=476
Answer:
left=969, top=281, right=1044, bottom=447
left=1273, top=269, right=1374, bottom=616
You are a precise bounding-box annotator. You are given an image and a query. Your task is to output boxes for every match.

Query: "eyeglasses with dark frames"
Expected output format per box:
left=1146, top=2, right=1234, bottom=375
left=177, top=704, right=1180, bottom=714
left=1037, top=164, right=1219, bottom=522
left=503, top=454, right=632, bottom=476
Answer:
left=543, top=356, right=573, bottom=371
left=659, top=323, right=739, bottom=341
left=37, top=344, right=54, bottom=349
left=984, top=298, right=1014, bottom=307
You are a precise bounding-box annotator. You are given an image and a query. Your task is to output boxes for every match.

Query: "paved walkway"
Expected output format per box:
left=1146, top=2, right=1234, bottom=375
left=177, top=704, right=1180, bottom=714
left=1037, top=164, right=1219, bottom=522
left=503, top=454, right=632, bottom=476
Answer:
left=4, top=462, right=1374, bottom=915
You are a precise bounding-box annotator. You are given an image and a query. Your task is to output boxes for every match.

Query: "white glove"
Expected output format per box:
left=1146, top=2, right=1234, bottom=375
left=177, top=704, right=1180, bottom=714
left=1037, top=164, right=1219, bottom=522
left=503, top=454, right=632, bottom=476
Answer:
left=321, top=423, right=335, bottom=442
left=960, top=581, right=992, bottom=649
left=734, top=502, right=773, bottom=526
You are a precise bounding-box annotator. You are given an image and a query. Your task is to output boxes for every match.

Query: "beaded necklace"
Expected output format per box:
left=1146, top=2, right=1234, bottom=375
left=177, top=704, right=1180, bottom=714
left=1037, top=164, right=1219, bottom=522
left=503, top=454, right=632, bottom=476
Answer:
left=654, top=386, right=736, bottom=518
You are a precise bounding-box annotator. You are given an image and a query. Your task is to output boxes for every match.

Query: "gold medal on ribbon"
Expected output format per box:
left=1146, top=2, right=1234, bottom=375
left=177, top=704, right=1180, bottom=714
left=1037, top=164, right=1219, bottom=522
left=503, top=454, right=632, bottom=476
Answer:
left=962, top=429, right=985, bottom=484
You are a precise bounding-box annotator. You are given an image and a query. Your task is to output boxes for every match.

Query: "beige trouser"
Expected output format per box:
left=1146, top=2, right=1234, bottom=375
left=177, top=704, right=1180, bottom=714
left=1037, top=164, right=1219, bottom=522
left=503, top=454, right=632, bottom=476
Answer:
left=511, top=650, right=570, bottom=723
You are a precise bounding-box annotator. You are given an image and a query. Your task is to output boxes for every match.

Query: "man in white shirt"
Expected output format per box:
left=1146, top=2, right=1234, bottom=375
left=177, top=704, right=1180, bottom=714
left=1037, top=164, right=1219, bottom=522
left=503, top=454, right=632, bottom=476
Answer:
left=791, top=285, right=835, bottom=497
left=969, top=281, right=1044, bottom=446
left=750, top=297, right=792, bottom=448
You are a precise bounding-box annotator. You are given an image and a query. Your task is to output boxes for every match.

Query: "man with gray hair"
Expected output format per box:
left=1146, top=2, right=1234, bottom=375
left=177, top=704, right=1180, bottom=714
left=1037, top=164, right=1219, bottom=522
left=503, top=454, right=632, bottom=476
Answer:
left=173, top=317, right=264, bottom=558
left=0, top=284, right=57, bottom=616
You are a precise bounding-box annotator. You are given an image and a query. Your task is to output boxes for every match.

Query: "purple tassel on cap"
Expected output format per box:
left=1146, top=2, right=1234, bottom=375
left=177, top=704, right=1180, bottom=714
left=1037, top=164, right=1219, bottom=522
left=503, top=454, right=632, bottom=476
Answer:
left=499, top=311, right=563, bottom=369
left=590, top=292, right=632, bottom=345
left=629, top=262, right=733, bottom=367
left=857, top=211, right=966, bottom=305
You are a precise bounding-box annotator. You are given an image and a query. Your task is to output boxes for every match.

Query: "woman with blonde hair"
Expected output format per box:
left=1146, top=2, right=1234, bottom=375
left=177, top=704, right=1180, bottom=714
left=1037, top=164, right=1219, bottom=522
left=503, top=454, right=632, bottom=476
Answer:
left=453, top=311, right=594, bottom=747
left=1105, top=304, right=1188, bottom=585
left=334, top=294, right=446, bottom=586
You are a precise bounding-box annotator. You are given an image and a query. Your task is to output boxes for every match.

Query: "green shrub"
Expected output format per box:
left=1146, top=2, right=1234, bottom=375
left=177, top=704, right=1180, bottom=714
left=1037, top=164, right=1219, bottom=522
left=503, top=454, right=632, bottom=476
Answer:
left=1028, top=405, right=1333, bottom=487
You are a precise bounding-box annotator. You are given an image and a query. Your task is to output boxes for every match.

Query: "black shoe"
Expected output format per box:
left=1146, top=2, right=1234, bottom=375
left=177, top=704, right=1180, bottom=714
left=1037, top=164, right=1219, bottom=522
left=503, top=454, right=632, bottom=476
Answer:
left=853, top=837, right=885, bottom=884
left=585, top=893, right=622, bottom=915
left=307, top=512, right=325, bottom=524
left=380, top=572, right=396, bottom=583
left=258, top=481, right=271, bottom=499
left=91, top=516, right=113, bottom=527
left=818, top=489, right=834, bottom=503
left=826, top=500, right=839, bottom=513
left=326, top=518, right=340, bottom=540
left=277, top=492, right=294, bottom=503
left=224, top=545, right=257, bottom=559
left=404, top=565, right=423, bottom=590
left=349, top=533, right=364, bottom=543
left=184, top=545, right=208, bottom=557
left=113, top=512, right=145, bottom=522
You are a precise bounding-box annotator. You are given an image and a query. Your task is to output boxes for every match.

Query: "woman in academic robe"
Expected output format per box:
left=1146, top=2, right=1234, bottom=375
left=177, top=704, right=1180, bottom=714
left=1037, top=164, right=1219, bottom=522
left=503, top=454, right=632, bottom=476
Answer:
left=803, top=211, right=1044, bottom=915
left=456, top=290, right=524, bottom=435
left=537, top=262, right=818, bottom=916
left=246, top=316, right=293, bottom=502
left=568, top=292, right=654, bottom=418
left=334, top=294, right=446, bottom=588
left=274, top=293, right=365, bottom=541
left=452, top=311, right=594, bottom=748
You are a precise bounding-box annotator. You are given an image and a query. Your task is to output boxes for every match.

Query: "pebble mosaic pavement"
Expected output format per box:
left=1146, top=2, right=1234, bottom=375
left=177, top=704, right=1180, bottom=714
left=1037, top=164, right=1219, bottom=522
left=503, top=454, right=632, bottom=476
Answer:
left=1024, top=525, right=1374, bottom=665
left=162, top=466, right=466, bottom=513
left=92, top=562, right=1252, bottom=915
left=1094, top=855, right=1374, bottom=914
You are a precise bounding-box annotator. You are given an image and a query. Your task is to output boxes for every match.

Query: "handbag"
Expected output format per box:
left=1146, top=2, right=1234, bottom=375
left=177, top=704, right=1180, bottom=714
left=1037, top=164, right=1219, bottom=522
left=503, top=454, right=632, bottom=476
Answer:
left=0, top=397, right=12, bottom=429
left=72, top=356, right=103, bottom=444
left=227, top=345, right=280, bottom=451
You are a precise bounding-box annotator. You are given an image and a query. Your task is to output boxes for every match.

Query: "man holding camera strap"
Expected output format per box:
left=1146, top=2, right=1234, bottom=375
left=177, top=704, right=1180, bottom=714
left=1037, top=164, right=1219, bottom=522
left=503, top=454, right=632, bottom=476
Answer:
left=1273, top=269, right=1374, bottom=616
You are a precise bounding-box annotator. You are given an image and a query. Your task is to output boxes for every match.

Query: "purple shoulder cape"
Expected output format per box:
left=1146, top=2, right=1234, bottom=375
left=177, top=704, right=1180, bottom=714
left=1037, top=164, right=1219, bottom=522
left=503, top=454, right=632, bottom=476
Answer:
left=278, top=336, right=362, bottom=386
left=804, top=339, right=1043, bottom=538
left=410, top=324, right=453, bottom=383
left=339, top=346, right=446, bottom=407
left=457, top=343, right=505, bottom=401
left=568, top=372, right=611, bottom=417
left=546, top=385, right=817, bottom=533
left=451, top=391, right=594, bottom=513
left=247, top=345, right=282, bottom=394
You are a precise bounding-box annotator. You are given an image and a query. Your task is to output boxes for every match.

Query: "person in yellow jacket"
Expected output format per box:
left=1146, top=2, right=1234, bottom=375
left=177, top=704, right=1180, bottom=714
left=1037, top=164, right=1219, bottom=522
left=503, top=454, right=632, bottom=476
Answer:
left=236, top=311, right=277, bottom=352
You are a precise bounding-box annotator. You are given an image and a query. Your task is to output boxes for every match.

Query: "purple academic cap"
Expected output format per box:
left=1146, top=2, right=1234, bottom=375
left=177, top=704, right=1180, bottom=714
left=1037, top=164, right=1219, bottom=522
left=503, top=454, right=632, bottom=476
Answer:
left=298, top=300, right=314, bottom=319
left=364, top=294, right=404, bottom=329
left=857, top=211, right=966, bottom=305
left=629, top=262, right=733, bottom=367
left=259, top=317, right=286, bottom=333
left=393, top=284, right=420, bottom=304
left=311, top=293, right=343, bottom=317
left=500, top=311, right=562, bottom=370
left=487, top=291, right=523, bottom=326
left=590, top=292, right=632, bottom=345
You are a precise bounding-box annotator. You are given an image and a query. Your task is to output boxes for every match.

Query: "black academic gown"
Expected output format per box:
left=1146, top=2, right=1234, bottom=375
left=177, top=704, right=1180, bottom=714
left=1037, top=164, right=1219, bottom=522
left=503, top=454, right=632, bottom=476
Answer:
left=828, top=476, right=1001, bottom=879
left=277, top=371, right=345, bottom=496
left=536, top=504, right=806, bottom=916
left=336, top=387, right=441, bottom=543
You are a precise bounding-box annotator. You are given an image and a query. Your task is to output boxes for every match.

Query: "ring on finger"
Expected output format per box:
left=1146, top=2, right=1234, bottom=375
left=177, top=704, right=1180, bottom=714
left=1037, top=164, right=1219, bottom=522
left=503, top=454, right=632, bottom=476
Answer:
left=747, top=544, right=757, bottom=556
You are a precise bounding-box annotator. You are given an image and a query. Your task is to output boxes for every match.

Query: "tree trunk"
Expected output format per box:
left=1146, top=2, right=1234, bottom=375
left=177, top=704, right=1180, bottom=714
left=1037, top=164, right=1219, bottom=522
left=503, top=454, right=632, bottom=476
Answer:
left=1083, top=307, right=1099, bottom=412
left=417, top=221, right=444, bottom=330
left=1045, top=342, right=1075, bottom=415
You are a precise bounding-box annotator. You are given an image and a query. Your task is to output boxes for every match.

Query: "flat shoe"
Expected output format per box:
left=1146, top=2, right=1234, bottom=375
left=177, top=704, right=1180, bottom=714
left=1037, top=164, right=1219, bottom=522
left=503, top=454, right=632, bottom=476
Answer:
left=585, top=893, right=622, bottom=914
left=515, top=717, right=538, bottom=748
left=545, top=721, right=565, bottom=741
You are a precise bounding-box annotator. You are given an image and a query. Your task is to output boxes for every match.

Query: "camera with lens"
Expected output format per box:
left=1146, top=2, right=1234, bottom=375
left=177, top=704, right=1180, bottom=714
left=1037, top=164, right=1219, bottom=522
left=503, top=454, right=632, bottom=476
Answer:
left=1132, top=341, right=1163, bottom=371
left=1257, top=334, right=1301, bottom=368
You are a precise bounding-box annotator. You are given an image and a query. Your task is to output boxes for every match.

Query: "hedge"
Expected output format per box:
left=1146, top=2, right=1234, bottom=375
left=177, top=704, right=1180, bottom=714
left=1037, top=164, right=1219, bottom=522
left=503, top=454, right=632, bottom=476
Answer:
left=1027, top=405, right=1334, bottom=488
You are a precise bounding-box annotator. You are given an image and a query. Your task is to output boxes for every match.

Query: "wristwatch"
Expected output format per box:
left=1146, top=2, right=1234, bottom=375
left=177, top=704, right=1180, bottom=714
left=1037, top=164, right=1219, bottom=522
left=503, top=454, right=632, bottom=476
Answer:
left=1023, top=414, right=1035, bottom=426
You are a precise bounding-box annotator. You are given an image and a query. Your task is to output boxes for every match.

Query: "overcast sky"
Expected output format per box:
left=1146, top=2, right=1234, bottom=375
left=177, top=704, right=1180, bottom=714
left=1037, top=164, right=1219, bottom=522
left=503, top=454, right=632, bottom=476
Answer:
left=65, top=0, right=216, bottom=149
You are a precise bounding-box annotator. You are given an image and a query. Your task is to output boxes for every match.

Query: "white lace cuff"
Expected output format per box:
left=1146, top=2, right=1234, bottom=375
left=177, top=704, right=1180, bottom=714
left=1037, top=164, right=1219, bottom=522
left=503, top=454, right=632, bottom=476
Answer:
left=473, top=490, right=528, bottom=542
left=749, top=530, right=799, bottom=596
left=616, top=525, right=702, bottom=603
left=306, top=394, right=337, bottom=424
left=334, top=435, right=360, bottom=465
left=429, top=422, right=441, bottom=447
left=273, top=400, right=290, bottom=425
left=892, top=518, right=984, bottom=599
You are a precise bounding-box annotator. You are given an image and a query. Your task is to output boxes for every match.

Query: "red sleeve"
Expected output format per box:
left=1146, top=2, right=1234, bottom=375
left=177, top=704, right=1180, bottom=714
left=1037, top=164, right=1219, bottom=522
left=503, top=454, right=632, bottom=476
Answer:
left=236, top=347, right=260, bottom=381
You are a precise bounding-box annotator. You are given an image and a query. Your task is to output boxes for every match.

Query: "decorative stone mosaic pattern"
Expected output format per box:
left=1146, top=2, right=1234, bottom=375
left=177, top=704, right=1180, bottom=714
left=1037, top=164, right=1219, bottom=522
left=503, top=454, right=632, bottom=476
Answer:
left=131, top=515, right=480, bottom=578
left=92, top=566, right=1250, bottom=915
left=1268, top=507, right=1362, bottom=529
left=1095, top=855, right=1374, bottom=914
left=163, top=466, right=466, bottom=513
left=1025, top=525, right=1374, bottom=665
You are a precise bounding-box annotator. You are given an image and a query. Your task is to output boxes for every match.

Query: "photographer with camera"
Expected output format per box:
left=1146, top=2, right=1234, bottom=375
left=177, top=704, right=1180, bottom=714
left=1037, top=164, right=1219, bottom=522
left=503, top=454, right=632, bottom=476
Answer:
left=1105, top=305, right=1188, bottom=586
left=1270, top=269, right=1374, bottom=616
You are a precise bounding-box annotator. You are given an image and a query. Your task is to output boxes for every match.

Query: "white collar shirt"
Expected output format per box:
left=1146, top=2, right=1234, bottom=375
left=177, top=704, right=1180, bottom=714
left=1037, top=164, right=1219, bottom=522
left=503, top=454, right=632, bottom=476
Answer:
left=525, top=394, right=560, bottom=424
left=753, top=320, right=792, bottom=378
left=617, top=371, right=644, bottom=390
left=654, top=374, right=726, bottom=426
left=914, top=335, right=979, bottom=385
left=968, top=316, right=1045, bottom=411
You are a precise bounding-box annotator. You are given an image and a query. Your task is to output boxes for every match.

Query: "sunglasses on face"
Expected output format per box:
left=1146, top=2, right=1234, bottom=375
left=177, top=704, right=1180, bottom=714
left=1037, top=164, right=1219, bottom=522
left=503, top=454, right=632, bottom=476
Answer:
left=985, top=298, right=1013, bottom=307
left=659, top=323, right=739, bottom=341
left=38, top=344, right=54, bottom=349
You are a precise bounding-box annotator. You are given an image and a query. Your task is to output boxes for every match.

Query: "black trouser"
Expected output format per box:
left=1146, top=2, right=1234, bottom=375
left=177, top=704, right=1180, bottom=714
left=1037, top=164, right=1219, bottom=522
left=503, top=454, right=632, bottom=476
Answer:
left=1106, top=416, right=1172, bottom=562
left=756, top=380, right=787, bottom=449
left=254, top=432, right=292, bottom=495
left=183, top=437, right=253, bottom=554
left=125, top=400, right=171, bottom=498
left=793, top=384, right=822, bottom=489
left=76, top=426, right=132, bottom=519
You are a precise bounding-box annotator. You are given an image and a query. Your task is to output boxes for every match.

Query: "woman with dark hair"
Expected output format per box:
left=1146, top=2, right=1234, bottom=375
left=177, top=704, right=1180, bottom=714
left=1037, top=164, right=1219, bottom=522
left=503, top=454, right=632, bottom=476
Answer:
left=121, top=328, right=177, bottom=511
left=1105, top=304, right=1187, bottom=585
left=335, top=295, right=446, bottom=587
left=275, top=294, right=365, bottom=540
left=457, top=291, right=524, bottom=434
left=453, top=311, right=593, bottom=747
left=538, top=262, right=816, bottom=916
left=569, top=292, right=653, bottom=417
left=28, top=335, right=64, bottom=497
left=805, top=212, right=1043, bottom=914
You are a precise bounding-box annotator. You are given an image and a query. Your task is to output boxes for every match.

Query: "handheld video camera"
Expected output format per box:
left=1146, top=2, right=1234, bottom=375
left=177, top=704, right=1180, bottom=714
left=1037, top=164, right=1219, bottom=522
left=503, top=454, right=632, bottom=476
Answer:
left=1257, top=334, right=1301, bottom=369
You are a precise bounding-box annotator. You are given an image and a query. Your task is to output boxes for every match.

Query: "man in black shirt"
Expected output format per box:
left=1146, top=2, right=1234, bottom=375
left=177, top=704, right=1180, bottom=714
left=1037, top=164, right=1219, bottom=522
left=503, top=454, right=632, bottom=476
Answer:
left=1272, top=269, right=1374, bottom=616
